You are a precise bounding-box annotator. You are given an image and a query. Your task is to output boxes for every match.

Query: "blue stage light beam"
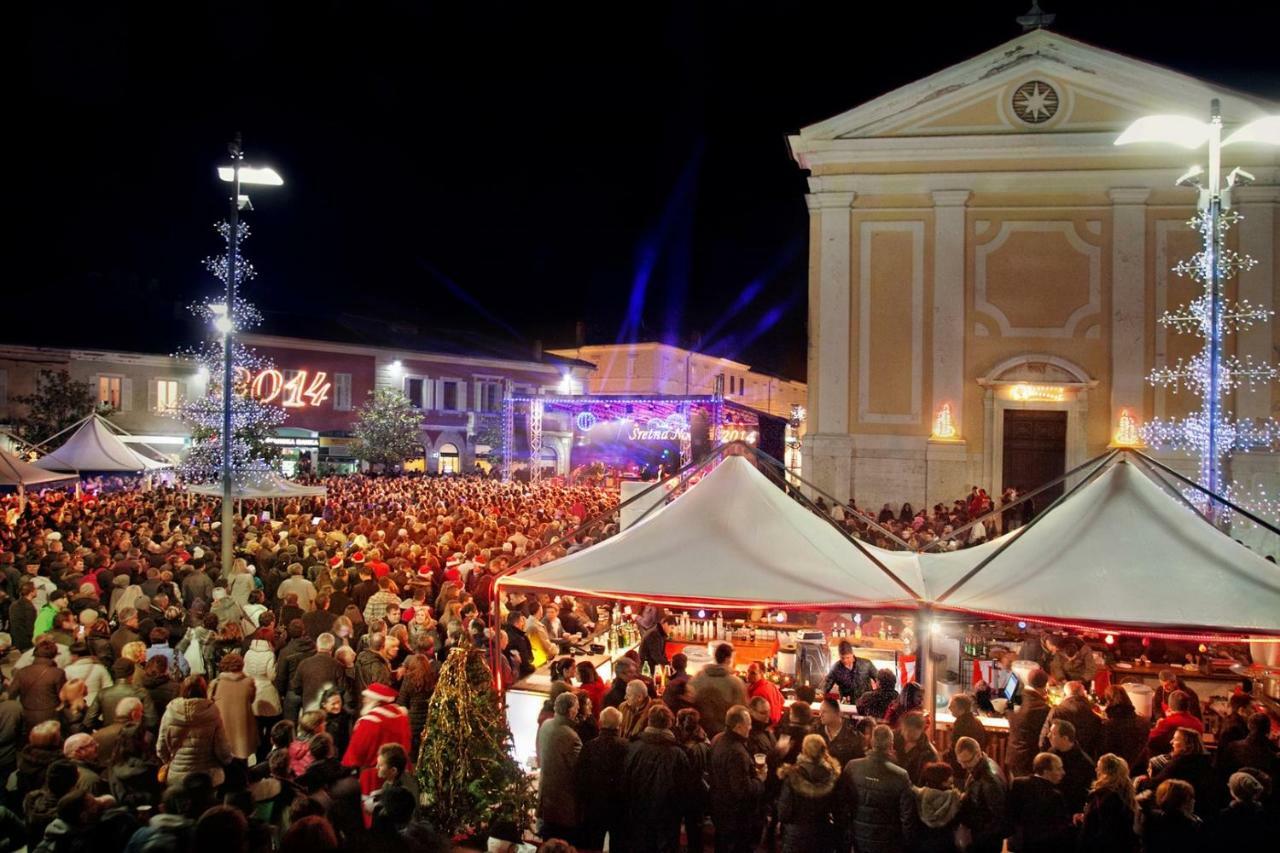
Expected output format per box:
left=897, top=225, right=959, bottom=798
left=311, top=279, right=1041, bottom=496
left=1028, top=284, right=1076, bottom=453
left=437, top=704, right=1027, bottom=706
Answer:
left=416, top=258, right=524, bottom=339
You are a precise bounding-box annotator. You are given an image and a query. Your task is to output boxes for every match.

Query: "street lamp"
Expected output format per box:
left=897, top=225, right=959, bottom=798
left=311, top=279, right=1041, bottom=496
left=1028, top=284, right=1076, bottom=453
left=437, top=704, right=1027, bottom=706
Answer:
left=1116, top=103, right=1278, bottom=513
left=214, top=135, right=283, bottom=575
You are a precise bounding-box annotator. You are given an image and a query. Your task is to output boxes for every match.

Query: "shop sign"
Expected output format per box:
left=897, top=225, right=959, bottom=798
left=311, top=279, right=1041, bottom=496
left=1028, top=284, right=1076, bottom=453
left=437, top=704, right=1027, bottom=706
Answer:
left=267, top=437, right=320, bottom=448
left=234, top=367, right=332, bottom=407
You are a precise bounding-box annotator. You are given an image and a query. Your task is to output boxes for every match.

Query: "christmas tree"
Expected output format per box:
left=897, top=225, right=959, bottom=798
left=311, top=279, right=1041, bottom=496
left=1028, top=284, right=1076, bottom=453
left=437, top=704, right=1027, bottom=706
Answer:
left=177, top=221, right=285, bottom=484
left=352, top=386, right=425, bottom=467
left=416, top=646, right=533, bottom=840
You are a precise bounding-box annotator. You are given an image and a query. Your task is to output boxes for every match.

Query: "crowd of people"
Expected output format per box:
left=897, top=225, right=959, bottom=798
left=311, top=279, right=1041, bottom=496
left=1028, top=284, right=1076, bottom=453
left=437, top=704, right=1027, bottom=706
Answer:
left=524, top=625, right=1280, bottom=853
left=0, top=473, right=616, bottom=853
left=814, top=485, right=1034, bottom=552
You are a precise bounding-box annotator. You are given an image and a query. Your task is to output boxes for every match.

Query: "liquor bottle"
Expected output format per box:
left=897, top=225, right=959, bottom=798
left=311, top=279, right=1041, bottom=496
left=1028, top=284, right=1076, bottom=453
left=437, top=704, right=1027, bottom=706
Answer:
left=641, top=661, right=651, bottom=678
left=716, top=612, right=725, bottom=641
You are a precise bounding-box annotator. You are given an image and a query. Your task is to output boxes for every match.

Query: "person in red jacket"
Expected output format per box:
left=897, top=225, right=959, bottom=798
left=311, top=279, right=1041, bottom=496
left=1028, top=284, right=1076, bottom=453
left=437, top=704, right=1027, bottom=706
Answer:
left=343, top=682, right=412, bottom=794
left=1147, top=689, right=1204, bottom=756
left=746, top=662, right=784, bottom=726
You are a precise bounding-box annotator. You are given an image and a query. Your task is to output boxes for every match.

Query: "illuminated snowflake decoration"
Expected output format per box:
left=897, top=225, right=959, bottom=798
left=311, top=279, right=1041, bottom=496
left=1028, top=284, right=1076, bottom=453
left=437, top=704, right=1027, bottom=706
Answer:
left=1143, top=208, right=1279, bottom=519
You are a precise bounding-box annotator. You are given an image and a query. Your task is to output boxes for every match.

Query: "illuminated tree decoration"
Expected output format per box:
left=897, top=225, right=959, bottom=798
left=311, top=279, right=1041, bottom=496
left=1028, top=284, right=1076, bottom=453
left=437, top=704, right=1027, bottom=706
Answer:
left=176, top=221, right=286, bottom=484
left=1143, top=208, right=1279, bottom=521
left=932, top=403, right=958, bottom=440
left=1113, top=409, right=1141, bottom=447
left=351, top=387, right=425, bottom=467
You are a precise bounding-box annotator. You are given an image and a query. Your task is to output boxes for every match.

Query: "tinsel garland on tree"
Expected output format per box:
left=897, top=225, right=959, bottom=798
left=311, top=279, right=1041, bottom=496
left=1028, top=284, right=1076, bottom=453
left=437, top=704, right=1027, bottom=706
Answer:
left=416, top=645, right=533, bottom=840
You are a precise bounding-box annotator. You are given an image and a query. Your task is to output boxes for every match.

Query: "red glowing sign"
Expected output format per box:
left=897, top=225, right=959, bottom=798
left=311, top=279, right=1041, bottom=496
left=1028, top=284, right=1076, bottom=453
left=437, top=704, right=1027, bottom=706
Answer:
left=233, top=368, right=331, bottom=408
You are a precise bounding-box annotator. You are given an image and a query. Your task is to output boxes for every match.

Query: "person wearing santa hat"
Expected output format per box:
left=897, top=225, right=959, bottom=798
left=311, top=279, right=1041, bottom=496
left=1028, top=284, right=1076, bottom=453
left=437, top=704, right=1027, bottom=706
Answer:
left=342, top=682, right=412, bottom=795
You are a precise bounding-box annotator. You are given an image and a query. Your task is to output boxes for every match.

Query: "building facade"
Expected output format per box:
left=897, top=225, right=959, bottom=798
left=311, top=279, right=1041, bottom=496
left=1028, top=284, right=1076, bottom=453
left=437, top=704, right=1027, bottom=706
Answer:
left=547, top=341, right=808, bottom=466
left=789, top=29, right=1279, bottom=519
left=0, top=336, right=594, bottom=476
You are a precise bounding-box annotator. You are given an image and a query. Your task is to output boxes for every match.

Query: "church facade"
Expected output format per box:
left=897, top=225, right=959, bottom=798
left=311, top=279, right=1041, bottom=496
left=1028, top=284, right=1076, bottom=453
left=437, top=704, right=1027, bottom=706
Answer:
left=789, top=28, right=1278, bottom=524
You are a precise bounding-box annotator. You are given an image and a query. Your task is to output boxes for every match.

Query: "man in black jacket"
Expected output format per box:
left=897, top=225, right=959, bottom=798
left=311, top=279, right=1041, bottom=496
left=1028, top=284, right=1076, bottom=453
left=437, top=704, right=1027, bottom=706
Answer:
left=1040, top=681, right=1102, bottom=758
left=503, top=609, right=535, bottom=678
left=622, top=703, right=691, bottom=853
left=292, top=632, right=347, bottom=713
left=816, top=698, right=864, bottom=768
left=1046, top=719, right=1094, bottom=814
left=1006, top=667, right=1051, bottom=778
left=639, top=615, right=672, bottom=673
left=1005, top=752, right=1072, bottom=853
left=576, top=706, right=630, bottom=851
left=709, top=705, right=766, bottom=853
left=835, top=723, right=915, bottom=853
left=8, top=582, right=37, bottom=651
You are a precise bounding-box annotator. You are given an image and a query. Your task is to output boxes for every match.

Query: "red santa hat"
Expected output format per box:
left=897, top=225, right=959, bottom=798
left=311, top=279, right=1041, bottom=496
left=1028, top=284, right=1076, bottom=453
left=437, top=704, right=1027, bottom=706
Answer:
left=416, top=564, right=434, bottom=580
left=329, top=555, right=343, bottom=570
left=362, top=682, right=397, bottom=703
left=351, top=551, right=365, bottom=564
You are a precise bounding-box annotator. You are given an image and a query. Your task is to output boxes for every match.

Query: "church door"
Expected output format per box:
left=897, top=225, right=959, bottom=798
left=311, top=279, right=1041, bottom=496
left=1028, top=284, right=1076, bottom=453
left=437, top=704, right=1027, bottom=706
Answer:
left=1002, top=410, right=1067, bottom=514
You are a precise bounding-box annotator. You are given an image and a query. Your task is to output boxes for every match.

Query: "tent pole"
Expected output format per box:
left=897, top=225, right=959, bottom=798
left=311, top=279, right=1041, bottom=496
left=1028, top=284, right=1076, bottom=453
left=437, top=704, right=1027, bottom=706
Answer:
left=1127, top=452, right=1209, bottom=517
left=936, top=450, right=1119, bottom=603
left=18, top=481, right=24, bottom=515
left=28, top=414, right=94, bottom=453
left=1134, top=449, right=1280, bottom=536
left=918, top=604, right=936, bottom=738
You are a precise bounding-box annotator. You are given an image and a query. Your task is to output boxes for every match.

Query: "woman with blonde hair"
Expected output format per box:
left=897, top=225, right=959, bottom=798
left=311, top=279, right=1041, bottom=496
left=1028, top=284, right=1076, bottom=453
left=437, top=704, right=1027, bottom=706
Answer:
left=228, top=557, right=255, bottom=607
left=1077, top=752, right=1139, bottom=852
left=56, top=679, right=91, bottom=734
left=776, top=733, right=841, bottom=853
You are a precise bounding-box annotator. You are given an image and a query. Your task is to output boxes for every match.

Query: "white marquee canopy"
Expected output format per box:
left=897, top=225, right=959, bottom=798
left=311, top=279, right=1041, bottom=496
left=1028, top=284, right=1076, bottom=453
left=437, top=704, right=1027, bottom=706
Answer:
left=186, top=474, right=327, bottom=500
left=0, top=449, right=78, bottom=490
left=499, top=455, right=919, bottom=609
left=34, top=416, right=169, bottom=473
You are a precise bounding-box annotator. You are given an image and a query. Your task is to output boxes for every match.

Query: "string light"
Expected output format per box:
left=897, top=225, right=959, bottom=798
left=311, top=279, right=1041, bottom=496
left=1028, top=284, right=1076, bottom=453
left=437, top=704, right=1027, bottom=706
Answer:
left=932, top=403, right=958, bottom=440
left=1143, top=207, right=1279, bottom=517
left=173, top=218, right=286, bottom=486
left=1113, top=409, right=1141, bottom=447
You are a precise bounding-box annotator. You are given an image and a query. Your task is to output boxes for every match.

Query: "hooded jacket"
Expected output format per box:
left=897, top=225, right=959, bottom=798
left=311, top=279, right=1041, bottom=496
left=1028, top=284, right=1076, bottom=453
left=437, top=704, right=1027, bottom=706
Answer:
left=156, top=697, right=233, bottom=786
left=777, top=755, right=840, bottom=853
left=835, top=747, right=916, bottom=853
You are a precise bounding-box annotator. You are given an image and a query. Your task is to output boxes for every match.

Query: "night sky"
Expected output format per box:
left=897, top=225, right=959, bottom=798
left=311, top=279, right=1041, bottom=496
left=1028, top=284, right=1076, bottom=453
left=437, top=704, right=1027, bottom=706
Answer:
left=20, top=1, right=1280, bottom=379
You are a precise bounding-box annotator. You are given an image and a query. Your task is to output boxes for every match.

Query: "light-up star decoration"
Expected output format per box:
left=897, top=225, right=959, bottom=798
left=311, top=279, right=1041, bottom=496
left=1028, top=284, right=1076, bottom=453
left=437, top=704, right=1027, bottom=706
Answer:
left=1012, top=80, right=1059, bottom=124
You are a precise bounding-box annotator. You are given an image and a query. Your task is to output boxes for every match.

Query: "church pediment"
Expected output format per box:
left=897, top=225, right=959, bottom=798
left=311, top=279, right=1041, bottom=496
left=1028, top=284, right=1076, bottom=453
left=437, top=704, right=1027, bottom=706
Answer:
left=794, top=30, right=1276, bottom=144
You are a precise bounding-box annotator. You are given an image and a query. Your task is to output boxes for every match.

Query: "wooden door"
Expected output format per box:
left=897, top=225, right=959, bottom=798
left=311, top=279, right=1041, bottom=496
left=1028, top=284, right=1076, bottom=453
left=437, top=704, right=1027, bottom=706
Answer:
left=1002, top=409, right=1067, bottom=513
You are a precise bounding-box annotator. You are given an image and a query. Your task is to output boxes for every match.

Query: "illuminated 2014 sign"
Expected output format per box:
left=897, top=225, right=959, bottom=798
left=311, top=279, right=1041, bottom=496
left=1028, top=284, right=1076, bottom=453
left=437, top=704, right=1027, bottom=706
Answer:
left=719, top=426, right=758, bottom=444
left=234, top=368, right=332, bottom=408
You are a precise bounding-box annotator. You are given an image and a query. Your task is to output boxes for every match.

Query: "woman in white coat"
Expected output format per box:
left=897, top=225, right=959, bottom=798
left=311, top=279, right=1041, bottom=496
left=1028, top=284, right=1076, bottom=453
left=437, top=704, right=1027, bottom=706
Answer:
left=243, top=632, right=281, bottom=758
left=227, top=558, right=256, bottom=608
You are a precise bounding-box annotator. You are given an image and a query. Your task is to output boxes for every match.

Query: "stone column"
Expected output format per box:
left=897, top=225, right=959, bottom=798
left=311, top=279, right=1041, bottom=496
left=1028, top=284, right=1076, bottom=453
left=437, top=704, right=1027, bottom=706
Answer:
left=1109, top=188, right=1151, bottom=435
left=801, top=191, right=856, bottom=501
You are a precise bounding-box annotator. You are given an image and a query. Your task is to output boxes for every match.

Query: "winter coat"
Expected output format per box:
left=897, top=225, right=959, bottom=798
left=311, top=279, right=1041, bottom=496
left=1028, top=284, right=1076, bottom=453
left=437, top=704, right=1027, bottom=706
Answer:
left=63, top=659, right=113, bottom=707
left=9, top=598, right=36, bottom=650
left=244, top=638, right=281, bottom=716
left=709, top=728, right=764, bottom=837
left=835, top=747, right=916, bottom=853
left=1101, top=703, right=1149, bottom=770
left=1047, top=644, right=1097, bottom=683
left=98, top=682, right=158, bottom=730
left=823, top=656, right=877, bottom=702
left=1054, top=745, right=1095, bottom=814
left=15, top=744, right=62, bottom=799
left=1140, top=808, right=1202, bottom=853
left=1040, top=694, right=1103, bottom=758
left=1006, top=689, right=1051, bottom=777
left=912, top=785, right=962, bottom=853
left=295, top=651, right=348, bottom=712
left=1210, top=801, right=1268, bottom=847
left=1147, top=752, right=1219, bottom=817
left=9, top=657, right=66, bottom=728
left=893, top=732, right=940, bottom=786
left=856, top=687, right=900, bottom=720
left=777, top=754, right=840, bottom=853
left=535, top=713, right=582, bottom=827
left=210, top=671, right=258, bottom=758
left=274, top=636, right=316, bottom=696
left=397, top=678, right=431, bottom=755
left=0, top=698, right=21, bottom=770
left=958, top=756, right=1006, bottom=853
left=142, top=671, right=180, bottom=713
left=619, top=697, right=654, bottom=740
left=622, top=728, right=692, bottom=852
left=157, top=697, right=233, bottom=787
left=1077, top=789, right=1138, bottom=853
left=354, top=649, right=392, bottom=694
left=690, top=663, right=747, bottom=737
left=819, top=718, right=864, bottom=768
left=1005, top=774, right=1071, bottom=853
left=575, top=729, right=629, bottom=835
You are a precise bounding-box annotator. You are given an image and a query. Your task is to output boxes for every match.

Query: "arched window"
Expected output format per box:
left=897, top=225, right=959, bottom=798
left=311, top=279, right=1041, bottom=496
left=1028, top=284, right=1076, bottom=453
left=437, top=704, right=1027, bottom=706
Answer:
left=438, top=442, right=460, bottom=475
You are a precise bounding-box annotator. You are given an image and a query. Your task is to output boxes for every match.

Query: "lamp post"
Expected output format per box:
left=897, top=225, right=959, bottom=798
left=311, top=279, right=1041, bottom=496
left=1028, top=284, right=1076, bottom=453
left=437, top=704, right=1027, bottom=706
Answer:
left=1116, top=106, right=1278, bottom=519
left=215, top=135, right=283, bottom=575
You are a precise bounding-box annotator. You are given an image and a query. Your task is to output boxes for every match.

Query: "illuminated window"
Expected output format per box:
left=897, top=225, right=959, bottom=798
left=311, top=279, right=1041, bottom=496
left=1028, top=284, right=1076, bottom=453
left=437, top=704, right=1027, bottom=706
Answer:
left=98, top=375, right=122, bottom=409
left=404, top=377, right=424, bottom=409
left=155, top=379, right=179, bottom=414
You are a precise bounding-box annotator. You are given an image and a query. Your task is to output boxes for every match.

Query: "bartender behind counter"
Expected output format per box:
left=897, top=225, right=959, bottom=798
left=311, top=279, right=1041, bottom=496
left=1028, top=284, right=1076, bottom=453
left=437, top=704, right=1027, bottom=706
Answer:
left=823, top=640, right=876, bottom=703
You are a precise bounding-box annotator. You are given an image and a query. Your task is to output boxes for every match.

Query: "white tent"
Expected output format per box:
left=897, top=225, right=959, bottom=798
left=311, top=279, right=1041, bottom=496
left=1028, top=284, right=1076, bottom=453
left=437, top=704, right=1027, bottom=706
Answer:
left=499, top=455, right=919, bottom=609
left=901, top=458, right=1280, bottom=635
left=0, top=449, right=78, bottom=490
left=187, top=474, right=327, bottom=500
left=34, top=416, right=168, bottom=473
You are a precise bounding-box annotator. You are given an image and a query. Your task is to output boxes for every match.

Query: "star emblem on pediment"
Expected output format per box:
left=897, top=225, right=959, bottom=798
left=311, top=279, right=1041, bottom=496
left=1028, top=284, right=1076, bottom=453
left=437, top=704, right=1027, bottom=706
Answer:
left=1012, top=80, right=1060, bottom=124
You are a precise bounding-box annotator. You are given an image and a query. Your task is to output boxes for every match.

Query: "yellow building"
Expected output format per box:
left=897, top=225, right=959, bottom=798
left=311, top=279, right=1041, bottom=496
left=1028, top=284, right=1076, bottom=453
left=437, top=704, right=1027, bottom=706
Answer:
left=789, top=28, right=1278, bottom=513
